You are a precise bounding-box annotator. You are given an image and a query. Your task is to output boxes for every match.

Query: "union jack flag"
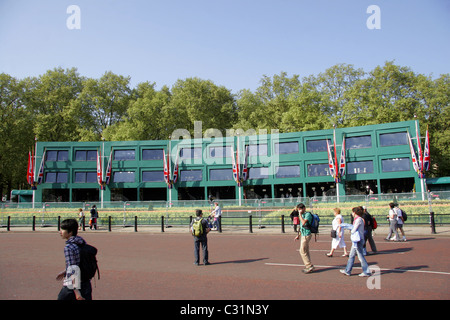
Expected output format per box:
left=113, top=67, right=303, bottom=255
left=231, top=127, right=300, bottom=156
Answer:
left=173, top=148, right=179, bottom=184
left=232, top=145, right=240, bottom=186
left=326, top=139, right=336, bottom=180
left=163, top=149, right=170, bottom=186
left=423, top=127, right=430, bottom=172
left=407, top=132, right=420, bottom=175
left=104, top=150, right=113, bottom=185
left=242, top=146, right=249, bottom=182
left=36, top=150, right=46, bottom=185
left=27, top=151, right=34, bottom=185
left=338, top=135, right=346, bottom=180
left=97, top=150, right=103, bottom=188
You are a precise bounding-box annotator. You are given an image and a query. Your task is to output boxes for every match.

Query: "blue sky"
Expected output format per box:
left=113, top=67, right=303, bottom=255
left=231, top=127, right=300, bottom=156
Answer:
left=1, top=0, right=449, bottom=93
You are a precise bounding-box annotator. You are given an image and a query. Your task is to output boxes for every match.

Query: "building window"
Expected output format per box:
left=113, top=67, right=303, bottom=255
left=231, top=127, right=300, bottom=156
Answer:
left=142, top=171, right=164, bottom=182
left=45, top=172, right=68, bottom=183
left=180, top=148, right=202, bottom=159
left=142, top=149, right=164, bottom=160
left=249, top=167, right=269, bottom=179
left=274, top=142, right=299, bottom=154
left=381, top=158, right=410, bottom=172
left=307, top=163, right=329, bottom=177
left=209, top=169, right=233, bottom=181
left=380, top=132, right=407, bottom=147
left=114, top=150, right=136, bottom=161
left=276, top=165, right=300, bottom=178
left=209, top=146, right=232, bottom=158
left=180, top=170, right=203, bottom=181
left=345, top=136, right=372, bottom=149
left=247, top=144, right=268, bottom=156
left=347, top=161, right=374, bottom=174
left=306, top=139, right=330, bottom=153
left=46, top=150, right=69, bottom=161
left=74, top=172, right=97, bottom=183
left=75, top=150, right=97, bottom=161
left=113, top=171, right=135, bottom=183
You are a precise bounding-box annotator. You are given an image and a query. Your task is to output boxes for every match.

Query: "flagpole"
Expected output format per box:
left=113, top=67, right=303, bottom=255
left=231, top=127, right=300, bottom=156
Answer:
left=101, top=139, right=105, bottom=209
left=237, top=134, right=242, bottom=206
left=33, top=137, right=38, bottom=209
left=415, top=120, right=426, bottom=201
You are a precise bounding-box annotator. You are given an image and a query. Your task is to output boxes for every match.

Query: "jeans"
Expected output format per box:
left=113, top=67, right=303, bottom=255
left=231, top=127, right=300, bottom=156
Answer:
left=386, top=219, right=399, bottom=240
left=345, top=239, right=370, bottom=275
left=194, top=237, right=209, bottom=264
left=57, top=281, right=92, bottom=300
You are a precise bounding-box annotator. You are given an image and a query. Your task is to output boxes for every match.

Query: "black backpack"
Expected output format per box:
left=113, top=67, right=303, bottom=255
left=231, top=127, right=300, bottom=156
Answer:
left=77, top=243, right=100, bottom=282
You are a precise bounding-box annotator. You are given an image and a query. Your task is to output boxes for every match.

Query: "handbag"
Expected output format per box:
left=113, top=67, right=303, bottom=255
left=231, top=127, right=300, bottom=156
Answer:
left=330, top=229, right=337, bottom=238
left=351, top=231, right=361, bottom=242
left=293, top=217, right=300, bottom=225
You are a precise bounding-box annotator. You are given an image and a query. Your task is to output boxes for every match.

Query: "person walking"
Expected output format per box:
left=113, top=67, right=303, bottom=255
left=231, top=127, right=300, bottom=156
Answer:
left=326, top=208, right=348, bottom=257
left=385, top=203, right=399, bottom=241
left=290, top=205, right=300, bottom=232
left=395, top=204, right=407, bottom=241
left=56, top=219, right=93, bottom=300
left=90, top=205, right=98, bottom=230
left=362, top=206, right=377, bottom=254
left=211, top=202, right=222, bottom=231
left=294, top=203, right=314, bottom=274
left=191, top=209, right=211, bottom=266
left=78, top=208, right=85, bottom=230
left=340, top=207, right=371, bottom=277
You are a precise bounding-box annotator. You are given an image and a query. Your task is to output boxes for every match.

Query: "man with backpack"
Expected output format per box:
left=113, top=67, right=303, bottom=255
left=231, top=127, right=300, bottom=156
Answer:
left=191, top=209, right=211, bottom=266
left=294, top=203, right=315, bottom=274
left=56, top=218, right=97, bottom=300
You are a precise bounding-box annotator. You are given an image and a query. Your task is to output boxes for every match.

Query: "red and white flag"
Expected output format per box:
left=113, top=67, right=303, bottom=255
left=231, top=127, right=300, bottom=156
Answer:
left=423, top=127, right=430, bottom=172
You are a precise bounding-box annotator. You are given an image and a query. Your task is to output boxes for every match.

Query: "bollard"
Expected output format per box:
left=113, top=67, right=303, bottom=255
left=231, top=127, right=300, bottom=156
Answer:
left=249, top=215, right=253, bottom=233
left=219, top=216, right=222, bottom=233
left=32, top=216, right=36, bottom=231
left=134, top=216, right=138, bottom=232
left=108, top=216, right=112, bottom=232
left=7, top=216, right=10, bottom=231
left=82, top=216, right=85, bottom=231
left=58, top=216, right=61, bottom=231
left=161, top=216, right=165, bottom=232
left=281, top=215, right=285, bottom=233
left=430, top=212, right=436, bottom=234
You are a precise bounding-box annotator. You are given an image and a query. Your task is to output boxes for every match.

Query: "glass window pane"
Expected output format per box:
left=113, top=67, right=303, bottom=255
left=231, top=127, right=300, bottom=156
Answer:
left=86, top=150, right=97, bottom=161
left=306, top=140, right=330, bottom=153
left=86, top=172, right=98, bottom=183
left=75, top=151, right=87, bottom=161
left=142, top=149, right=164, bottom=160
left=74, top=172, right=86, bottom=183
left=46, top=172, right=57, bottom=183
left=142, top=171, right=164, bottom=182
left=114, top=150, right=135, bottom=161
left=381, top=158, right=410, bottom=172
left=307, top=163, right=330, bottom=177
left=180, top=148, right=202, bottom=159
left=180, top=170, right=203, bottom=181
left=276, top=165, right=300, bottom=178
left=209, top=146, right=232, bottom=158
left=113, top=171, right=135, bottom=182
left=46, top=151, right=58, bottom=161
left=249, top=167, right=269, bottom=179
left=56, top=172, right=68, bottom=183
left=275, top=142, right=299, bottom=154
left=380, top=132, right=407, bottom=147
left=209, top=169, right=233, bottom=181
left=57, top=151, right=68, bottom=161
left=346, top=136, right=372, bottom=149
left=347, top=161, right=374, bottom=174
left=248, top=144, right=267, bottom=156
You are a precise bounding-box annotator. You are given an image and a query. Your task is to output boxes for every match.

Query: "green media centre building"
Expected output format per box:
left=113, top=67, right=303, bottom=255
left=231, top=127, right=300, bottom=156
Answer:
left=31, top=120, right=427, bottom=203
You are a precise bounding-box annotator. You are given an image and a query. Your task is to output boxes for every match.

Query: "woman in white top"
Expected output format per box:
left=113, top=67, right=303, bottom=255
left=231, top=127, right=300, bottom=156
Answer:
left=326, top=208, right=348, bottom=257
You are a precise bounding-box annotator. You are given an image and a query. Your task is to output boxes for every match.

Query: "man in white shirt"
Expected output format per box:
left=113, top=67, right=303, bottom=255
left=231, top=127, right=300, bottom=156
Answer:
left=211, top=202, right=222, bottom=232
left=385, top=202, right=400, bottom=241
left=395, top=204, right=407, bottom=241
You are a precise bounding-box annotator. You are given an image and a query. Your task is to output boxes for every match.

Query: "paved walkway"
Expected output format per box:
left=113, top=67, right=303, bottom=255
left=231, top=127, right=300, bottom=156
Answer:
left=2, top=224, right=449, bottom=237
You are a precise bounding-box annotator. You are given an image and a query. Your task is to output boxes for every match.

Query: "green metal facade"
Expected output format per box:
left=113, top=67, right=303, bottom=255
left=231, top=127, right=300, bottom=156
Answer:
left=33, top=120, right=424, bottom=202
